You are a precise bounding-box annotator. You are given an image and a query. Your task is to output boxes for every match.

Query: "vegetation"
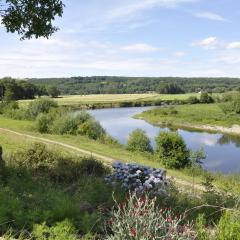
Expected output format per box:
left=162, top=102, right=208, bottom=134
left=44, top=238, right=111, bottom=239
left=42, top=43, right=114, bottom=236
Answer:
left=28, top=76, right=240, bottom=94
left=155, top=131, right=190, bottom=169
left=0, top=142, right=239, bottom=239
left=0, top=0, right=64, bottom=39
left=126, top=129, right=152, bottom=153
left=136, top=103, right=240, bottom=128
left=158, top=83, right=185, bottom=94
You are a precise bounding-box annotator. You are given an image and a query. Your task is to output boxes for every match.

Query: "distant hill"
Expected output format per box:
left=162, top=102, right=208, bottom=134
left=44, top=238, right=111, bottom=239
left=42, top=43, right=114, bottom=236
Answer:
left=28, top=76, right=240, bottom=95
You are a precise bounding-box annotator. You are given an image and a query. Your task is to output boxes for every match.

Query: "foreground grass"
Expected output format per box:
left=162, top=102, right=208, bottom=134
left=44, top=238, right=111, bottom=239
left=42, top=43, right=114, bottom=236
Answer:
left=136, top=103, right=240, bottom=128
left=19, top=93, right=200, bottom=107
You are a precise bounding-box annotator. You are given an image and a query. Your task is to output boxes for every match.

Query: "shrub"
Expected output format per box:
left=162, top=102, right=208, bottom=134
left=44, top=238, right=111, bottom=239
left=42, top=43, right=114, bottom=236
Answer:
left=155, top=131, right=190, bottom=169
left=126, top=129, right=152, bottom=153
left=36, top=113, right=52, bottom=133
left=200, top=92, right=214, bottom=104
left=27, top=98, right=58, bottom=119
left=105, top=162, right=168, bottom=195
left=11, top=142, right=110, bottom=183
left=51, top=115, right=80, bottom=135
left=33, top=219, right=79, bottom=240
left=78, top=120, right=105, bottom=140
left=187, top=96, right=200, bottom=104
left=106, top=191, right=196, bottom=240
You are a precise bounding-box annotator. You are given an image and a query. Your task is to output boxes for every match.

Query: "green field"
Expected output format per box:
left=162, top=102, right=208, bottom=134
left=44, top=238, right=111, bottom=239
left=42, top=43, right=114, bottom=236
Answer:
left=136, top=103, right=240, bottom=129
left=19, top=93, right=200, bottom=107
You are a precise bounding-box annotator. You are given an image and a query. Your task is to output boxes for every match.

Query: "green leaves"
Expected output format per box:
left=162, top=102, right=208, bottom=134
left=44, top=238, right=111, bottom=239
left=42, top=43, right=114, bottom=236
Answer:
left=1, top=0, right=64, bottom=39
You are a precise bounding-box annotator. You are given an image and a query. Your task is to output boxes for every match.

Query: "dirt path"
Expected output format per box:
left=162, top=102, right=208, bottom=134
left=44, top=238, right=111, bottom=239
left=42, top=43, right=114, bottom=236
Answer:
left=0, top=127, right=115, bottom=163
left=0, top=127, right=205, bottom=192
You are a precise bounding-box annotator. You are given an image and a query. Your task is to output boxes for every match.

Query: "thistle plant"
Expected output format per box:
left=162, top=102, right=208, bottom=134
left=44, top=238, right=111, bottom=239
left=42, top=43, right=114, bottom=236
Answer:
left=105, top=162, right=168, bottom=196
left=106, top=191, right=196, bottom=240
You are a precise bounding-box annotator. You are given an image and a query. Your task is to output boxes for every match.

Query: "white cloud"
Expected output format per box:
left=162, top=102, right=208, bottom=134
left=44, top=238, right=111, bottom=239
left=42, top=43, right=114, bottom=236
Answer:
left=122, top=43, right=158, bottom=53
left=194, top=11, right=226, bottom=21
left=173, top=51, right=186, bottom=57
left=107, top=0, right=198, bottom=21
left=226, top=42, right=240, bottom=49
left=192, top=37, right=219, bottom=49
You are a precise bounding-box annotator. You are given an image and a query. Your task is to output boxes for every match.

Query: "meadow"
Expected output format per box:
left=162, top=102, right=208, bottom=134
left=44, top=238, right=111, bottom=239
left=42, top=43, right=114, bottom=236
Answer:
left=18, top=93, right=200, bottom=108
left=136, top=103, right=240, bottom=130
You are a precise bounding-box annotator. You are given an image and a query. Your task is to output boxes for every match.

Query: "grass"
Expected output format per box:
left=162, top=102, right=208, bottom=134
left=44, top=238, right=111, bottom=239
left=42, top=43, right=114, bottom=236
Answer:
left=136, top=103, right=240, bottom=128
left=0, top=116, right=201, bottom=184
left=1, top=114, right=240, bottom=195
left=18, top=93, right=200, bottom=107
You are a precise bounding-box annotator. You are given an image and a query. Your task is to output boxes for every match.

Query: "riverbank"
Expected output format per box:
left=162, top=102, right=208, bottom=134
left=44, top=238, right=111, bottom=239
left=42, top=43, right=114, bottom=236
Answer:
left=0, top=115, right=240, bottom=195
left=135, top=103, right=240, bottom=136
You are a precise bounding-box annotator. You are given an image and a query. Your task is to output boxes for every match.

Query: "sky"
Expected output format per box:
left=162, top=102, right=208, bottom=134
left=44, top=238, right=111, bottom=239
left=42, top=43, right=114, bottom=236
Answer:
left=1, top=0, right=240, bottom=78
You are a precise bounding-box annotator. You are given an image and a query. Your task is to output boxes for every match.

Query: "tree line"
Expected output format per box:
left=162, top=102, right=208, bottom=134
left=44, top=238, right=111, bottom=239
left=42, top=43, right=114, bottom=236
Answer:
left=29, top=76, right=240, bottom=95
left=0, top=77, right=60, bottom=101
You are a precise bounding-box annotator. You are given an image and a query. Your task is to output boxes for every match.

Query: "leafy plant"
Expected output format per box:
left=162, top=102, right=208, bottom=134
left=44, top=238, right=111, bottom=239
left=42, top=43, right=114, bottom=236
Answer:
left=155, top=131, right=190, bottom=169
left=126, top=129, right=152, bottom=153
left=106, top=191, right=196, bottom=239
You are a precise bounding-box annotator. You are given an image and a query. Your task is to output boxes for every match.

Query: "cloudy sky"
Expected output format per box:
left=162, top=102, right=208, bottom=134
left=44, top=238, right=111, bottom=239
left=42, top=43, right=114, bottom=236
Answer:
left=1, top=0, right=240, bottom=78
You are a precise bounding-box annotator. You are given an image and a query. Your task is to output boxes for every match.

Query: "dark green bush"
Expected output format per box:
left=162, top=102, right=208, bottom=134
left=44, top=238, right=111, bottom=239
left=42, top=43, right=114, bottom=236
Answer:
left=200, top=92, right=214, bottom=104
left=187, top=96, right=200, bottom=104
left=78, top=120, right=105, bottom=140
left=126, top=129, right=152, bottom=153
left=155, top=131, right=190, bottom=169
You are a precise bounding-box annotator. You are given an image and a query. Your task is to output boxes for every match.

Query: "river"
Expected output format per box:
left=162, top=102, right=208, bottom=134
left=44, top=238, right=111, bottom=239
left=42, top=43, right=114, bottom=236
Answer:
left=87, top=107, right=240, bottom=174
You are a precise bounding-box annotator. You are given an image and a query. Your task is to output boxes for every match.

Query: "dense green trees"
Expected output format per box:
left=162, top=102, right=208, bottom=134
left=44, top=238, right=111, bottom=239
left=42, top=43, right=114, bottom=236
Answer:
left=0, top=77, right=42, bottom=100
left=126, top=129, right=152, bottom=153
left=157, top=83, right=185, bottom=94
left=0, top=0, right=64, bottom=39
left=47, top=85, right=61, bottom=98
left=28, top=76, right=240, bottom=95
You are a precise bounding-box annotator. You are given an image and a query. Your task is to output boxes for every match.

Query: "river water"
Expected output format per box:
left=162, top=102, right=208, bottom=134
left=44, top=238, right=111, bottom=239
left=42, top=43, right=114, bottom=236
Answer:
left=87, top=107, right=240, bottom=174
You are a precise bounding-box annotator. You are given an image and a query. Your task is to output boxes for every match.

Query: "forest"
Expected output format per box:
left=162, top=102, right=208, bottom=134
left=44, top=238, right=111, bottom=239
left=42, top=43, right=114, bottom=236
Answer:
left=28, top=76, right=240, bottom=95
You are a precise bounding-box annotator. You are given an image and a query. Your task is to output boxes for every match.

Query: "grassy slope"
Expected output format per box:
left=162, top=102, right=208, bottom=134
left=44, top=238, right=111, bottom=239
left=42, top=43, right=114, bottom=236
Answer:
left=0, top=116, right=199, bottom=183
left=136, top=103, right=240, bottom=128
left=1, top=116, right=240, bottom=194
left=18, top=93, right=199, bottom=107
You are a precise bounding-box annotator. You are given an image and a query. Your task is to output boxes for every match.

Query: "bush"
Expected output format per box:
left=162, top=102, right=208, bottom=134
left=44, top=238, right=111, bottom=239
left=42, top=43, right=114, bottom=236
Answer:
left=51, top=115, right=80, bottom=135
left=155, top=131, right=190, bottom=169
left=126, top=129, right=152, bottom=153
left=200, top=92, right=214, bottom=104
left=33, top=219, right=79, bottom=240
left=11, top=142, right=110, bottom=183
left=78, top=120, right=105, bottom=140
left=187, top=96, right=200, bottom=104
left=106, top=191, right=196, bottom=240
left=105, top=162, right=168, bottom=195
left=36, top=113, right=53, bottom=133
left=27, top=98, right=58, bottom=119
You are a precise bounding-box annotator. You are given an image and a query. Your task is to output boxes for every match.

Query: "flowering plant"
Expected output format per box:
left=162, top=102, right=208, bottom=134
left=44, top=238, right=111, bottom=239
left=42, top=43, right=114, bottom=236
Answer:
left=106, top=191, right=196, bottom=240
left=105, top=162, right=168, bottom=195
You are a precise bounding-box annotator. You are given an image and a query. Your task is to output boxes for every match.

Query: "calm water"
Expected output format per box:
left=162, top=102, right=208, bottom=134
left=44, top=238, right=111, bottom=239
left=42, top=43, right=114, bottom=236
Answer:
left=87, top=107, right=240, bottom=174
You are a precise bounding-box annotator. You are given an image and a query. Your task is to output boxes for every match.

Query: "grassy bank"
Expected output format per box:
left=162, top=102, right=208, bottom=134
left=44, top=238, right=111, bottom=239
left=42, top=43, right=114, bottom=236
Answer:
left=19, top=93, right=200, bottom=109
left=1, top=115, right=240, bottom=195
left=136, top=103, right=240, bottom=129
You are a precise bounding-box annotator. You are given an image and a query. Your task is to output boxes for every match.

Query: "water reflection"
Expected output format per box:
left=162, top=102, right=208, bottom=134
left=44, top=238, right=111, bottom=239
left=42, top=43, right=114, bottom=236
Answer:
left=84, top=107, right=240, bottom=174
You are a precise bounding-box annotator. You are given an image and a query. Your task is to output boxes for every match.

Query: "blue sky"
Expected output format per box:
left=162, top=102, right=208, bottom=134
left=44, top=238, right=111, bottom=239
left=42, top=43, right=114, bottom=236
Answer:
left=1, top=0, right=240, bottom=78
